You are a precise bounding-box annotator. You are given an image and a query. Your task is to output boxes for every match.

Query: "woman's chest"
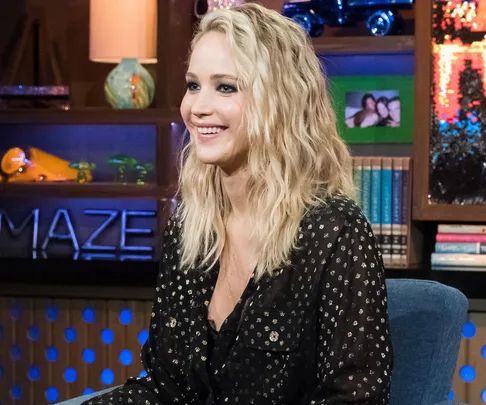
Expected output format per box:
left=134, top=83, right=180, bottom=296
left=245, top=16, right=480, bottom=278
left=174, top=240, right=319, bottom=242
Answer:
left=162, top=267, right=323, bottom=402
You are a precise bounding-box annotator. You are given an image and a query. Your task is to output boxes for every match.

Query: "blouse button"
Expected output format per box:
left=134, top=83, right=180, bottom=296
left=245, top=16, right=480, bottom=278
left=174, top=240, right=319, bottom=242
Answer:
left=269, top=331, right=279, bottom=342
left=169, top=317, right=177, bottom=328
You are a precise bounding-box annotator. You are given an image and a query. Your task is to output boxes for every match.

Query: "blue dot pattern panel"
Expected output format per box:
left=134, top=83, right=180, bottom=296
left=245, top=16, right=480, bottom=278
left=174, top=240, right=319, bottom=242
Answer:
left=1, top=300, right=484, bottom=403
left=450, top=315, right=486, bottom=404
left=0, top=297, right=153, bottom=404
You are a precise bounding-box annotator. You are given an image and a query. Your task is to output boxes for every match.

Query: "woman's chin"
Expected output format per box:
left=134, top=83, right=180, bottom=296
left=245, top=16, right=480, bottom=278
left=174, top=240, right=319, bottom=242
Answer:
left=195, top=151, right=223, bottom=166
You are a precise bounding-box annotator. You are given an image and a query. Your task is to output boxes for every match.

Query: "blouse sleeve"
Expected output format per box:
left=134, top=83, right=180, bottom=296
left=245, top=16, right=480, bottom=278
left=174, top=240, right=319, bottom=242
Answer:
left=310, top=216, right=393, bottom=405
left=83, top=216, right=186, bottom=405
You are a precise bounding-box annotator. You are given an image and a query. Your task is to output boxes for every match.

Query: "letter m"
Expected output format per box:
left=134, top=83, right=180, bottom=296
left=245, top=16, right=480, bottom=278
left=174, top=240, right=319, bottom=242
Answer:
left=0, top=209, right=39, bottom=250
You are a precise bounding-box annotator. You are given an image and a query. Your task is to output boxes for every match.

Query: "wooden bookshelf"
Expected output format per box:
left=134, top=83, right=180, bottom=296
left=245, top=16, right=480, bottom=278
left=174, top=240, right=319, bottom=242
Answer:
left=0, top=182, right=176, bottom=198
left=0, top=108, right=182, bottom=125
left=311, top=35, right=415, bottom=55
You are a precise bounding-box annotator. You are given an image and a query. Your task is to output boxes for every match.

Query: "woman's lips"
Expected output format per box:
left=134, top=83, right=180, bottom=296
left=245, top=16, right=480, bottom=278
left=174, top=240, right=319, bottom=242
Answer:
left=197, top=128, right=227, bottom=143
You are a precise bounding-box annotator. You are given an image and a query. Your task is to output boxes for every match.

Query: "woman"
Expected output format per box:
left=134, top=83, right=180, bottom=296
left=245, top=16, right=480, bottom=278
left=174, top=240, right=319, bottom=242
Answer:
left=84, top=3, right=393, bottom=405
left=375, top=96, right=390, bottom=127
left=345, top=93, right=378, bottom=128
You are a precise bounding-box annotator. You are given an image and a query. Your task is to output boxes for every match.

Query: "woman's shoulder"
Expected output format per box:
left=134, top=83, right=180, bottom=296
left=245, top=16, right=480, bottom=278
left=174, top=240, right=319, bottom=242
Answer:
left=162, top=202, right=184, bottom=247
left=305, top=194, right=366, bottom=226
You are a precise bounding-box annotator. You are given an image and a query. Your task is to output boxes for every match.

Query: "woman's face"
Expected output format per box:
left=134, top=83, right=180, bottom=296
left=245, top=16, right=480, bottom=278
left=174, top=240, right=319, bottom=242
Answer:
left=180, top=31, right=248, bottom=175
left=365, top=97, right=376, bottom=110
left=377, top=101, right=389, bottom=118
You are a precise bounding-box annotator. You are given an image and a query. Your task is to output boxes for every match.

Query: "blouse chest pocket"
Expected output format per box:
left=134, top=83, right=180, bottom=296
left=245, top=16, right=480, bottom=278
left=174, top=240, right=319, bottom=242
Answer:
left=241, top=307, right=304, bottom=352
left=232, top=306, right=306, bottom=400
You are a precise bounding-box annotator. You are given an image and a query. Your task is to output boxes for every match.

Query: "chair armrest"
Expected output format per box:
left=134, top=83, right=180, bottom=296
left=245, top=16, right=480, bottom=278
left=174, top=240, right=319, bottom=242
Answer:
left=55, top=386, right=121, bottom=405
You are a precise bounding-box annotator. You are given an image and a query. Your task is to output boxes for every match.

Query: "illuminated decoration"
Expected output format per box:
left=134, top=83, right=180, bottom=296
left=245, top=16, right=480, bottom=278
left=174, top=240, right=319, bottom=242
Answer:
left=208, top=0, right=245, bottom=11
left=430, top=0, right=486, bottom=204
left=0, top=208, right=156, bottom=259
left=195, top=0, right=245, bottom=17
left=0, top=147, right=91, bottom=183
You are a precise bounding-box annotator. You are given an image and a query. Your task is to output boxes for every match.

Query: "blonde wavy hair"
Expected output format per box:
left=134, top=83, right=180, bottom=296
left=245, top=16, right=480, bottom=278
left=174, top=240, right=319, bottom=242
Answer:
left=177, top=2, right=355, bottom=279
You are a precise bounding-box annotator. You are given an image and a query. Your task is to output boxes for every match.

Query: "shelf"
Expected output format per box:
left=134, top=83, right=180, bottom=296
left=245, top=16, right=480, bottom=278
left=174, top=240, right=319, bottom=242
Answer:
left=0, top=262, right=484, bottom=301
left=412, top=203, right=486, bottom=223
left=0, top=108, right=183, bottom=125
left=0, top=182, right=175, bottom=198
left=0, top=256, right=158, bottom=299
left=311, top=35, right=414, bottom=55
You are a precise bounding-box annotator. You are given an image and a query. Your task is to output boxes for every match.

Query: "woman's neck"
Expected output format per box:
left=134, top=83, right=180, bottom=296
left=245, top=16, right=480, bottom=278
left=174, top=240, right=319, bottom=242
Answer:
left=220, top=165, right=250, bottom=221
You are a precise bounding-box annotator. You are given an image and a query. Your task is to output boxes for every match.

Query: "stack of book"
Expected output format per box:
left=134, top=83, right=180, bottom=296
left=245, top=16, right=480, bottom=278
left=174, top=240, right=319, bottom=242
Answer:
left=432, top=224, right=486, bottom=271
left=352, top=156, right=411, bottom=268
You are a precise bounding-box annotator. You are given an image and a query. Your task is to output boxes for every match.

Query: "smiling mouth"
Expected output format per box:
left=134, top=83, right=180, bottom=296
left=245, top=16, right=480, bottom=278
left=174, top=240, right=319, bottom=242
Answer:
left=196, top=126, right=228, bottom=135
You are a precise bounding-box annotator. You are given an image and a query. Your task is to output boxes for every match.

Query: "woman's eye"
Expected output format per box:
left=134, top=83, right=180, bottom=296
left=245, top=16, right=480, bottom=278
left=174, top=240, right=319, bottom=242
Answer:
left=218, top=84, right=237, bottom=93
left=186, top=82, right=199, bottom=91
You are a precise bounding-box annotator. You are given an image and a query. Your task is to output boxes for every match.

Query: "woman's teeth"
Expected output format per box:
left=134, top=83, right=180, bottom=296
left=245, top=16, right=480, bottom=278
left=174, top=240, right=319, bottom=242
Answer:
left=197, top=127, right=226, bottom=134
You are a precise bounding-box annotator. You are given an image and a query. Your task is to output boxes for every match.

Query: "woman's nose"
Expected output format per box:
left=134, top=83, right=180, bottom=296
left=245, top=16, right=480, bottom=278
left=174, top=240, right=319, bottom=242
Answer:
left=191, top=91, right=213, bottom=116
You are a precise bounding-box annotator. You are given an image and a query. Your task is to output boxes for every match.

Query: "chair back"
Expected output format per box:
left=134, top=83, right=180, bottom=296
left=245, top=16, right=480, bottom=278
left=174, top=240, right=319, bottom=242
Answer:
left=386, top=279, right=468, bottom=405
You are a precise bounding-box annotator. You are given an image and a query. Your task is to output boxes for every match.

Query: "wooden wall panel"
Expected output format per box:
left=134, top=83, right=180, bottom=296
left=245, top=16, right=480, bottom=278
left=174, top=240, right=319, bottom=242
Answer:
left=33, top=299, right=50, bottom=405
left=451, top=331, right=468, bottom=401
left=69, top=299, right=88, bottom=398
left=1, top=297, right=485, bottom=404
left=0, top=297, right=155, bottom=404
left=87, top=300, right=108, bottom=394
left=467, top=313, right=486, bottom=405
left=51, top=299, right=71, bottom=402
left=0, top=297, right=12, bottom=404
left=107, top=300, right=127, bottom=386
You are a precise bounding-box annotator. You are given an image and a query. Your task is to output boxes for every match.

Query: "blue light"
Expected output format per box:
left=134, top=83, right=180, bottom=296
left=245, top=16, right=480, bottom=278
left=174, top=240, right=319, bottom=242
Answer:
left=138, top=330, right=149, bottom=345
left=83, top=388, right=94, bottom=395
left=83, top=308, right=95, bottom=323
left=101, top=369, right=114, bottom=385
left=65, top=328, right=76, bottom=342
left=481, top=389, right=486, bottom=403
left=10, top=345, right=20, bottom=361
left=64, top=367, right=77, bottom=383
left=0, top=364, right=3, bottom=379
left=138, top=370, right=147, bottom=378
left=448, top=390, right=454, bottom=401
left=119, top=309, right=132, bottom=325
left=101, top=329, right=114, bottom=344
left=462, top=322, right=476, bottom=338
left=481, top=345, right=486, bottom=359
left=28, top=326, right=40, bottom=341
left=120, top=350, right=133, bottom=366
left=47, top=307, right=58, bottom=321
left=10, top=385, right=22, bottom=400
left=28, top=366, right=40, bottom=381
left=10, top=304, right=21, bottom=320
left=0, top=325, right=3, bottom=339
left=83, top=348, right=96, bottom=364
left=46, top=347, right=58, bottom=362
left=459, top=365, right=476, bottom=382
left=45, top=387, right=59, bottom=402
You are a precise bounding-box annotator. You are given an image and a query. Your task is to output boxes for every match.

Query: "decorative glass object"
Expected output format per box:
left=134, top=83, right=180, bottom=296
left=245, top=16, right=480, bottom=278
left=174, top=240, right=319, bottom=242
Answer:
left=107, top=155, right=138, bottom=184
left=135, top=163, right=154, bottom=185
left=104, top=58, right=155, bottom=109
left=430, top=0, right=486, bottom=204
left=69, top=161, right=96, bottom=184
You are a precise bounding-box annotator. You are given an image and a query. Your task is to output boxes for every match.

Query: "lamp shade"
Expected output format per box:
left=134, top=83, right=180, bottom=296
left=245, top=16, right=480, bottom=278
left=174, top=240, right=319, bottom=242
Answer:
left=89, top=0, right=157, bottom=64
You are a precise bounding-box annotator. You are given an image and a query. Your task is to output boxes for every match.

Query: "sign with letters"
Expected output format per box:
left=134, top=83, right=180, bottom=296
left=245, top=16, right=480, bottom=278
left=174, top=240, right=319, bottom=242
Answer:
left=0, top=207, right=158, bottom=261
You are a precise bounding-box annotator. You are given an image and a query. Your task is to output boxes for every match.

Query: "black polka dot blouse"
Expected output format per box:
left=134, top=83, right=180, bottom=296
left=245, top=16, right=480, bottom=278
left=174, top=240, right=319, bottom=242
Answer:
left=84, top=196, right=393, bottom=405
